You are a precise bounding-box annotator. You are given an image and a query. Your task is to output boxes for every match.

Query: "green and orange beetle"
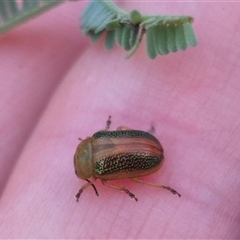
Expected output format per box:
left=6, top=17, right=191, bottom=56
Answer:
left=74, top=116, right=181, bottom=201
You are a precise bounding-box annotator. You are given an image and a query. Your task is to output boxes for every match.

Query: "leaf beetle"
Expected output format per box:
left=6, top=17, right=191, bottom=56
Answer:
left=74, top=116, right=181, bottom=201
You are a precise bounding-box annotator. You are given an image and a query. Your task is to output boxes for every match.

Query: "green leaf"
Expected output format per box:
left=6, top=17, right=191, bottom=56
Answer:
left=0, top=0, right=64, bottom=35
left=183, top=22, right=197, bottom=46
left=81, top=0, right=126, bottom=35
left=175, top=24, right=187, bottom=50
left=89, top=30, right=104, bottom=42
left=129, top=25, right=139, bottom=48
left=121, top=24, right=132, bottom=50
left=167, top=25, right=177, bottom=52
left=23, top=0, right=40, bottom=10
left=155, top=25, right=169, bottom=55
left=81, top=2, right=107, bottom=33
left=105, top=30, right=115, bottom=50
left=146, top=27, right=158, bottom=59
left=80, top=0, right=198, bottom=59
left=0, top=1, right=9, bottom=21
left=116, top=26, right=123, bottom=46
left=106, top=19, right=121, bottom=31
left=9, top=0, right=19, bottom=16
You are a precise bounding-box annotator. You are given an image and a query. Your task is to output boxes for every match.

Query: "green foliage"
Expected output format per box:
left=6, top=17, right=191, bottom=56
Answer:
left=81, top=0, right=197, bottom=59
left=0, top=0, right=64, bottom=34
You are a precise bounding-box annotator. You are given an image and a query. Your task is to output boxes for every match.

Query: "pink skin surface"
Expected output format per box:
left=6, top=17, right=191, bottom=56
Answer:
left=0, top=1, right=240, bottom=239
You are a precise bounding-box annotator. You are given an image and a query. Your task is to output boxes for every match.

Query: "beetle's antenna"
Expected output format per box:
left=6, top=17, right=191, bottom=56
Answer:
left=148, top=124, right=155, bottom=134
left=86, top=179, right=99, bottom=196
left=78, top=137, right=83, bottom=141
left=106, top=116, right=111, bottom=130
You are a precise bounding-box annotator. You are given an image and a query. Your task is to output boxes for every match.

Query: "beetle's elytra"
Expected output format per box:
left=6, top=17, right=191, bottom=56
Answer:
left=74, top=116, right=181, bottom=201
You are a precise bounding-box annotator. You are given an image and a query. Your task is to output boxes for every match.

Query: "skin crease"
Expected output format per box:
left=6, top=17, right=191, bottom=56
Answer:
left=0, top=1, right=240, bottom=239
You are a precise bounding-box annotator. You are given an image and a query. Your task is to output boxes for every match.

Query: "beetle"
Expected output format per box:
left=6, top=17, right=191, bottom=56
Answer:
left=74, top=116, right=181, bottom=201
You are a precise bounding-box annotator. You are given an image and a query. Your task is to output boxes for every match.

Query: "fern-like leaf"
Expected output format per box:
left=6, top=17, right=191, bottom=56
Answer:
left=0, top=0, right=64, bottom=35
left=80, top=0, right=197, bottom=59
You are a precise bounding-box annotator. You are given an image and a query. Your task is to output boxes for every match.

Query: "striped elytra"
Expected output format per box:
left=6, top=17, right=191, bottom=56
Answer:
left=92, top=130, right=164, bottom=179
left=74, top=116, right=181, bottom=202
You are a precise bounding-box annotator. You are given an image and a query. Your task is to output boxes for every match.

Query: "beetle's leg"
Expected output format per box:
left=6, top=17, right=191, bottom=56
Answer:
left=131, top=178, right=181, bottom=197
left=105, top=116, right=111, bottom=130
left=75, top=178, right=99, bottom=202
left=85, top=179, right=99, bottom=197
left=101, top=180, right=138, bottom=201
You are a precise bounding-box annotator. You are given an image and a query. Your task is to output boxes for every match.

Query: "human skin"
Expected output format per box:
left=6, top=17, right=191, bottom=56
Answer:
left=0, top=1, right=240, bottom=239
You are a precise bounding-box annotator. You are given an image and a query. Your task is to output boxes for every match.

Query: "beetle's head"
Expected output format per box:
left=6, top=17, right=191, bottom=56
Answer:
left=74, top=137, right=94, bottom=179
